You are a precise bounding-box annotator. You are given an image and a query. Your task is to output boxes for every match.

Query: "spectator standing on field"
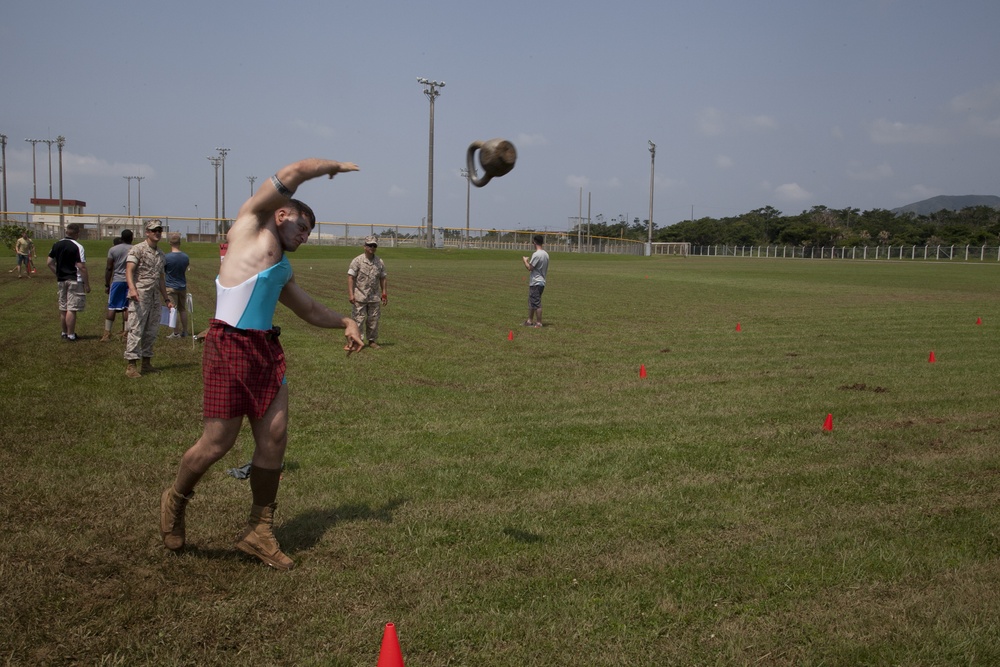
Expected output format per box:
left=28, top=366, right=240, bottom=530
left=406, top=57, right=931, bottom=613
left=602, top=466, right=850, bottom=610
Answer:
left=14, top=231, right=34, bottom=278
left=46, top=223, right=90, bottom=341
left=347, top=235, right=388, bottom=349
left=522, top=234, right=549, bottom=328
left=159, top=157, right=363, bottom=571
left=101, top=229, right=134, bottom=342
left=124, top=220, right=172, bottom=378
left=164, top=232, right=191, bottom=339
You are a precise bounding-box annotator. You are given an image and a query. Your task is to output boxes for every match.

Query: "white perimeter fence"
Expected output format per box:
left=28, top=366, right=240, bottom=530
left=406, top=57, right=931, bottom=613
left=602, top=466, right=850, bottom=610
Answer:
left=690, top=244, right=1000, bottom=262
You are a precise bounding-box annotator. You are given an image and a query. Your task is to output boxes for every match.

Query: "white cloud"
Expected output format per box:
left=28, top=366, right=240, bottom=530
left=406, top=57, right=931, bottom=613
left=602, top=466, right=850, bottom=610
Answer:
left=290, top=119, right=336, bottom=139
left=847, top=162, right=893, bottom=181
left=774, top=182, right=812, bottom=202
left=831, top=126, right=845, bottom=141
left=716, top=155, right=734, bottom=169
left=515, top=133, right=548, bottom=147
left=698, top=107, right=726, bottom=136
left=742, top=115, right=778, bottom=130
left=607, top=177, right=621, bottom=188
left=65, top=153, right=154, bottom=179
left=869, top=118, right=949, bottom=144
left=566, top=175, right=589, bottom=189
left=388, top=185, right=406, bottom=198
left=949, top=82, right=1000, bottom=115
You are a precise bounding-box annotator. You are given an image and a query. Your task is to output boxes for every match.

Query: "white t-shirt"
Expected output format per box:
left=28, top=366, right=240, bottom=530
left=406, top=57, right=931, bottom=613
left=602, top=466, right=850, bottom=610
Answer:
left=528, top=248, right=549, bottom=286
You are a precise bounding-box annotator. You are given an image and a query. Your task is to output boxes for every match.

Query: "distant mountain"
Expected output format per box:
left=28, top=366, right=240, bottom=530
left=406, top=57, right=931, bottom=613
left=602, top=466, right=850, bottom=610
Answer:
left=892, top=195, right=1000, bottom=216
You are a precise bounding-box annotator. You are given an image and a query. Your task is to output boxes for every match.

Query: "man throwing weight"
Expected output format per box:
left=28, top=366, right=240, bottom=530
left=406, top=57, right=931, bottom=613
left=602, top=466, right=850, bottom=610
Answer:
left=160, top=158, right=363, bottom=570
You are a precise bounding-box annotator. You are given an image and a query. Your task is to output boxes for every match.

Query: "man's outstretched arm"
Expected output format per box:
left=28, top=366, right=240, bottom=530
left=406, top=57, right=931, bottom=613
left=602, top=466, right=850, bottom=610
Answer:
left=240, top=158, right=360, bottom=221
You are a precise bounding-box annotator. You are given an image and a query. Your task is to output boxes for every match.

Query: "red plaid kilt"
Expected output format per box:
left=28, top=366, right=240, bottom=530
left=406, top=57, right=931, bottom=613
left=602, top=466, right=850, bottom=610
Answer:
left=203, top=319, right=286, bottom=420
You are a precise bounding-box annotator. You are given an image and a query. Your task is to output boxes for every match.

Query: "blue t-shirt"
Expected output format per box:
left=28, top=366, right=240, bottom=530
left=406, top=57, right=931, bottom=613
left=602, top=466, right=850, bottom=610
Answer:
left=164, top=251, right=190, bottom=289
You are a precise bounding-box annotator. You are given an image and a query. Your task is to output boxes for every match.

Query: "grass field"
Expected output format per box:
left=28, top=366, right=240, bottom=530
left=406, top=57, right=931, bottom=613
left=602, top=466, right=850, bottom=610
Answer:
left=1, top=244, right=999, bottom=666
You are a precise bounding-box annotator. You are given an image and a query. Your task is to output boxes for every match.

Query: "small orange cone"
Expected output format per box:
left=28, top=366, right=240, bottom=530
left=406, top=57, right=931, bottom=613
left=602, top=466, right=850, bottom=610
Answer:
left=976, top=317, right=982, bottom=325
left=928, top=350, right=936, bottom=363
left=736, top=322, right=742, bottom=332
left=377, top=623, right=405, bottom=667
left=823, top=413, right=833, bottom=432
left=508, top=330, right=514, bottom=341
left=639, top=364, right=647, bottom=378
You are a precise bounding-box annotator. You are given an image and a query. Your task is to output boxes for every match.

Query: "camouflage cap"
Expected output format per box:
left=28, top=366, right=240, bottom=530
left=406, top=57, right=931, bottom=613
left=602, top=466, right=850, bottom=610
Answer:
left=364, top=235, right=378, bottom=246
left=145, top=219, right=164, bottom=231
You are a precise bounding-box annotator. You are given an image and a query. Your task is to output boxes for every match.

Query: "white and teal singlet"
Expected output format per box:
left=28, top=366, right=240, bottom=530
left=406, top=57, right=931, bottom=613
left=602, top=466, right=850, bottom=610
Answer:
left=214, top=255, right=292, bottom=330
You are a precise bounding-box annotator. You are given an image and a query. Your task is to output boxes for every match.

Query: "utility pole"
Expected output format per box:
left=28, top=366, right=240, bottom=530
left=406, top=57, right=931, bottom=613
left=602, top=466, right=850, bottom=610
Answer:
left=647, top=140, right=656, bottom=255
left=215, top=147, right=230, bottom=227
left=136, top=176, right=145, bottom=218
left=56, top=136, right=65, bottom=234
left=417, top=77, right=444, bottom=248
left=25, top=139, right=42, bottom=199
left=207, top=156, right=222, bottom=241
left=42, top=139, right=56, bottom=198
left=123, top=176, right=135, bottom=216
left=247, top=175, right=257, bottom=197
left=0, top=134, right=7, bottom=217
left=460, top=166, right=476, bottom=246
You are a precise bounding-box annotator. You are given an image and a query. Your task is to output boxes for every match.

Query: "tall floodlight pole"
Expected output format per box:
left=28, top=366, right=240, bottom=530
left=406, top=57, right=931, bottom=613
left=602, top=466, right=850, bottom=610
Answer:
left=0, top=134, right=7, bottom=217
left=417, top=77, right=444, bottom=248
left=136, top=175, right=145, bottom=218
left=56, top=136, right=65, bottom=234
left=42, top=138, right=56, bottom=198
left=123, top=176, right=134, bottom=216
left=216, top=147, right=230, bottom=227
left=207, top=156, right=222, bottom=241
left=647, top=140, right=656, bottom=255
left=247, top=175, right=257, bottom=197
left=25, top=139, right=42, bottom=199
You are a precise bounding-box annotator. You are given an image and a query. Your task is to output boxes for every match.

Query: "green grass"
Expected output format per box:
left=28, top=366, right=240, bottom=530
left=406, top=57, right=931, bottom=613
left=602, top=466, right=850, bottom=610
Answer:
left=2, top=246, right=999, bottom=666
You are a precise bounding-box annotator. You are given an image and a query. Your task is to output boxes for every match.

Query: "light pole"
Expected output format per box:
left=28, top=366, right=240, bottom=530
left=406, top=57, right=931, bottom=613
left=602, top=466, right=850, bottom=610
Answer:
left=460, top=165, right=476, bottom=246
left=417, top=77, right=444, bottom=248
left=42, top=138, right=56, bottom=198
left=136, top=175, right=144, bottom=218
left=247, top=175, right=257, bottom=197
left=647, top=140, right=655, bottom=255
left=216, top=147, right=229, bottom=227
left=123, top=176, right=136, bottom=216
left=56, top=136, right=65, bottom=234
left=25, top=139, right=42, bottom=199
left=207, top=156, right=222, bottom=241
left=0, top=134, right=7, bottom=217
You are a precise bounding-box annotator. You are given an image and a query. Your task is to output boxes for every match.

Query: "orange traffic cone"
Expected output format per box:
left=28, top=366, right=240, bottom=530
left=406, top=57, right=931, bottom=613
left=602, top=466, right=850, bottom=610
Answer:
left=976, top=317, right=982, bottom=325
left=736, top=322, right=742, bottom=332
left=639, top=364, right=647, bottom=378
left=377, top=623, right=404, bottom=667
left=508, top=330, right=514, bottom=341
left=928, top=350, right=936, bottom=363
left=823, top=413, right=833, bottom=432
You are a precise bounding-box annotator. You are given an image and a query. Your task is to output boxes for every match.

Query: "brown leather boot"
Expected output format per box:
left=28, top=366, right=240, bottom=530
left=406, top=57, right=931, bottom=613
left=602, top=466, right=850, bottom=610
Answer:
left=160, top=487, right=193, bottom=551
left=141, top=357, right=156, bottom=374
left=234, top=503, right=294, bottom=570
left=126, top=361, right=142, bottom=379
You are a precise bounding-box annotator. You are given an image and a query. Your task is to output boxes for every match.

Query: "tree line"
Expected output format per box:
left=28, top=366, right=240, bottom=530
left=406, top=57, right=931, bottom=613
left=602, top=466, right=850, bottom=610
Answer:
left=570, top=205, right=1000, bottom=247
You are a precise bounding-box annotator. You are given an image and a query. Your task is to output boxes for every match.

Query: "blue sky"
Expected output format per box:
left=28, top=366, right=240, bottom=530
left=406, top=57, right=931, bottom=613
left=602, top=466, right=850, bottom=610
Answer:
left=2, top=0, right=998, bottom=233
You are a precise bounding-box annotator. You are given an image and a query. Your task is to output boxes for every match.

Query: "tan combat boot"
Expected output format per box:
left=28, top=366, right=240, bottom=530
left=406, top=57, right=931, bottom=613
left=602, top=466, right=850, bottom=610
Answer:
left=160, top=487, right=193, bottom=551
left=141, top=357, right=156, bottom=374
left=99, top=331, right=112, bottom=343
left=126, top=361, right=142, bottom=378
left=234, top=503, right=295, bottom=570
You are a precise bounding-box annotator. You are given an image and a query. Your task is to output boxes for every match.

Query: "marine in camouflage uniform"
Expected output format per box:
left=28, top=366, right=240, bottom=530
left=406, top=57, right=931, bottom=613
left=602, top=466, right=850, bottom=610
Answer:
left=347, top=235, right=388, bottom=348
left=124, top=221, right=173, bottom=377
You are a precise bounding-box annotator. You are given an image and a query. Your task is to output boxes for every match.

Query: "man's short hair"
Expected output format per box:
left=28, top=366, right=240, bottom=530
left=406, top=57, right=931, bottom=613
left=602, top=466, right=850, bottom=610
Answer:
left=120, top=229, right=134, bottom=243
left=168, top=232, right=182, bottom=245
left=287, top=199, right=316, bottom=229
left=66, top=223, right=82, bottom=234
left=532, top=234, right=544, bottom=246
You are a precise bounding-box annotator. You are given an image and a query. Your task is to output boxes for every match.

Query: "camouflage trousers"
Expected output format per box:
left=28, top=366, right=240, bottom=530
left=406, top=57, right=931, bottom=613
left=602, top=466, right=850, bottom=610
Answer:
left=125, top=291, right=162, bottom=361
left=352, top=301, right=381, bottom=343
